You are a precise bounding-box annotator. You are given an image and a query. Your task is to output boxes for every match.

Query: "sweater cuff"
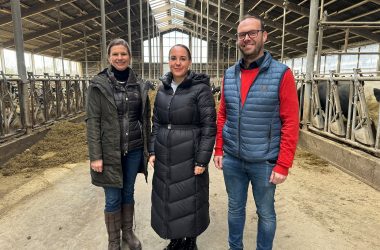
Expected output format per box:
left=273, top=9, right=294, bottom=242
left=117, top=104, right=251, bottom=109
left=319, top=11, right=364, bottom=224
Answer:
left=214, top=148, right=223, bottom=156
left=273, top=164, right=289, bottom=176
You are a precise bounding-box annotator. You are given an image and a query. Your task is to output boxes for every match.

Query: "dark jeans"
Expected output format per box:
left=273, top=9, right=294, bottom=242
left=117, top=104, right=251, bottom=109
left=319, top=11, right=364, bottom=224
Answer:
left=103, top=148, right=143, bottom=212
left=223, top=153, right=277, bottom=250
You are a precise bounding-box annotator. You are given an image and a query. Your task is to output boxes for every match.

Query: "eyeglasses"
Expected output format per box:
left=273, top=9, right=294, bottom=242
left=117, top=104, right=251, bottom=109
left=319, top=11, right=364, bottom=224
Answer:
left=236, top=30, right=263, bottom=40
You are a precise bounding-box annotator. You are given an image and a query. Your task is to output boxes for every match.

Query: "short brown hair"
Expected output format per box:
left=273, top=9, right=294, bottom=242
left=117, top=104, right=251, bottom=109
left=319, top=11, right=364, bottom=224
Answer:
left=239, top=14, right=265, bottom=31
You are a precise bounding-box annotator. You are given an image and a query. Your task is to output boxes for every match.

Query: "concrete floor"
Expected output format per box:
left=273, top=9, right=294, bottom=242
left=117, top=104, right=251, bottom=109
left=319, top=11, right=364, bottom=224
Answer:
left=0, top=150, right=380, bottom=250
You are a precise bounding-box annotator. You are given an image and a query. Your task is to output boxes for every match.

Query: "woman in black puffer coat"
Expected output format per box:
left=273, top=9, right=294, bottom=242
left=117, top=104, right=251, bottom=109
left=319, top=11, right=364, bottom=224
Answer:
left=148, top=44, right=216, bottom=250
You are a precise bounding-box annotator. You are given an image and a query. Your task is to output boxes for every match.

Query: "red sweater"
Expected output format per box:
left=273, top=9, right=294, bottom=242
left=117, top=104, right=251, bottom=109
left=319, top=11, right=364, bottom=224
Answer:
left=214, top=68, right=299, bottom=175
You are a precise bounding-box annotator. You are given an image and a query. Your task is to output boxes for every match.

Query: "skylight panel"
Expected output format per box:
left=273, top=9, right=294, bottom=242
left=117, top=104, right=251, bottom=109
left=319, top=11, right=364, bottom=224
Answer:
left=172, top=18, right=183, bottom=26
left=150, top=0, right=167, bottom=10
left=171, top=8, right=184, bottom=16
left=155, top=12, right=168, bottom=20
left=157, top=21, right=169, bottom=29
left=150, top=0, right=186, bottom=31
left=171, top=0, right=185, bottom=4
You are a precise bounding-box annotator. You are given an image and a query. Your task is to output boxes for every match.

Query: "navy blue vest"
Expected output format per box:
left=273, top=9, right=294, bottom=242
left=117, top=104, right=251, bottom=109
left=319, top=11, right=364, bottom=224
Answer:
left=223, top=52, right=288, bottom=162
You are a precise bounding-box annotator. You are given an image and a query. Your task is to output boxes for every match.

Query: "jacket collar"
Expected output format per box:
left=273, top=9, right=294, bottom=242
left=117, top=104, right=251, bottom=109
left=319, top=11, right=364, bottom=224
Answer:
left=160, top=70, right=210, bottom=89
left=237, top=51, right=272, bottom=73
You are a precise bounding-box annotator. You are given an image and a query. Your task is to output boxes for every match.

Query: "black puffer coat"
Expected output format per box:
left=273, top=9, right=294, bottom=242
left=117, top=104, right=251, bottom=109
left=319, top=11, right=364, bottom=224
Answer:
left=149, top=71, right=216, bottom=239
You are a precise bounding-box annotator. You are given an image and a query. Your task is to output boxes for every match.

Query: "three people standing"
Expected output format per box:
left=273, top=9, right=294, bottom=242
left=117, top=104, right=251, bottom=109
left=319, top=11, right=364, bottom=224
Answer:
left=87, top=14, right=298, bottom=250
left=214, top=15, right=299, bottom=250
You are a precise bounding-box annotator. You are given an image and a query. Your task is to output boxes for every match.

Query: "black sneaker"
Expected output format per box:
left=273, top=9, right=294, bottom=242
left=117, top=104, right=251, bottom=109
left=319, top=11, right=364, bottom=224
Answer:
left=183, top=237, right=197, bottom=250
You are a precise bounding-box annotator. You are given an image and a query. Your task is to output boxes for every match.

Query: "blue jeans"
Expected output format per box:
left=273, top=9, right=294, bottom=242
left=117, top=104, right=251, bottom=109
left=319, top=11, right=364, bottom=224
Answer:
left=223, top=153, right=277, bottom=250
left=103, top=148, right=143, bottom=212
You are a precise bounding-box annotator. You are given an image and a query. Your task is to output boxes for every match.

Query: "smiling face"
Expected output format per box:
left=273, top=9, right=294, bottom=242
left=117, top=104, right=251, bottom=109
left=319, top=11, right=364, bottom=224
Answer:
left=168, top=45, right=192, bottom=83
left=237, top=17, right=267, bottom=62
left=108, top=44, right=130, bottom=71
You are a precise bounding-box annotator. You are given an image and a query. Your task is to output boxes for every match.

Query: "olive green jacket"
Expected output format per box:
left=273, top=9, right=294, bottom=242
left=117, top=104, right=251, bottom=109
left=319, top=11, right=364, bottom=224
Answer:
left=86, top=67, right=151, bottom=188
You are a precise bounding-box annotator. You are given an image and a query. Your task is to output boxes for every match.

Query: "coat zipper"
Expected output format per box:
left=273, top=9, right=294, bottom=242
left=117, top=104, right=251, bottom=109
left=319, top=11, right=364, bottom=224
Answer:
left=165, top=89, right=175, bottom=238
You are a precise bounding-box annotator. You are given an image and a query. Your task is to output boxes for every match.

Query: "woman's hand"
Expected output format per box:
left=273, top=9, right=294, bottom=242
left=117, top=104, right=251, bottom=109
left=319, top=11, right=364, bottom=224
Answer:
left=194, top=166, right=206, bottom=175
left=148, top=155, right=156, bottom=168
left=90, top=159, right=103, bottom=172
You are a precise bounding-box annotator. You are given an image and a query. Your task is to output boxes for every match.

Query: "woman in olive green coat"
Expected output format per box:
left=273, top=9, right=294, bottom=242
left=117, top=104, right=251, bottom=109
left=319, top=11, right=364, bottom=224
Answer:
left=86, top=38, right=151, bottom=250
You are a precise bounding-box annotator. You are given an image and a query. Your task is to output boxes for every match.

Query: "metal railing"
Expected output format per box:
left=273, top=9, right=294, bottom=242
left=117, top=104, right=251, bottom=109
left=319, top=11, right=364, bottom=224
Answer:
left=297, top=68, right=380, bottom=156
left=0, top=71, right=89, bottom=142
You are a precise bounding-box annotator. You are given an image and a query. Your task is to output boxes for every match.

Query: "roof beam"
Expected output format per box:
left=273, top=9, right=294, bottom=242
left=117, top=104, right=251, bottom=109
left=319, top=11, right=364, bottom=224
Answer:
left=369, top=0, right=380, bottom=5
left=1, top=1, right=137, bottom=48
left=0, top=0, right=76, bottom=26
left=263, top=0, right=309, bottom=16
left=157, top=15, right=305, bottom=54
left=254, top=4, right=341, bottom=50
left=206, top=0, right=340, bottom=50
left=160, top=16, right=235, bottom=40
left=262, top=0, right=380, bottom=44
left=33, top=14, right=146, bottom=53
left=62, top=25, right=155, bottom=58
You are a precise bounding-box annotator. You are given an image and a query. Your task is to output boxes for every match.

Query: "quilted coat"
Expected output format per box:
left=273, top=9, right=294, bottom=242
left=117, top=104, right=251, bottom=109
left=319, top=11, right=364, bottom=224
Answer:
left=86, top=67, right=151, bottom=188
left=149, top=71, right=216, bottom=239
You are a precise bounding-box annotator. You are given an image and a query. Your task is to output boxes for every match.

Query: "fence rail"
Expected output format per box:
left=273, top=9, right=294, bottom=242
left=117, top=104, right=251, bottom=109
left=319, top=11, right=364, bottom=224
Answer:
left=0, top=71, right=90, bottom=142
left=297, top=68, right=380, bottom=156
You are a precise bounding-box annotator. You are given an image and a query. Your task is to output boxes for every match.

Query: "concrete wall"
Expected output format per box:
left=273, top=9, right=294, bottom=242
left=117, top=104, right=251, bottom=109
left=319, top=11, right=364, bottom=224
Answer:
left=298, top=130, right=380, bottom=191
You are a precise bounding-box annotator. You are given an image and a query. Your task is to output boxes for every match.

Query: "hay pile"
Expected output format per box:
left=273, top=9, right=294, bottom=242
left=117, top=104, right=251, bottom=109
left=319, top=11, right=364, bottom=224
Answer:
left=367, top=96, right=379, bottom=129
left=1, top=121, right=88, bottom=176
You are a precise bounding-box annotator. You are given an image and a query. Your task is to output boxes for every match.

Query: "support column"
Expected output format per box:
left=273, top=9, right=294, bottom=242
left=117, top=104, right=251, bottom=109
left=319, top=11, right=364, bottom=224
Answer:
left=377, top=43, right=380, bottom=76
left=200, top=0, right=203, bottom=73
left=281, top=3, right=286, bottom=62
left=227, top=42, right=230, bottom=68
left=11, top=0, right=31, bottom=133
left=140, top=0, right=144, bottom=78
left=239, top=0, right=244, bottom=58
left=83, top=29, right=88, bottom=78
left=316, top=0, right=326, bottom=74
left=206, top=0, right=209, bottom=75
left=152, top=20, right=156, bottom=79
left=127, top=0, right=132, bottom=52
left=302, top=0, right=319, bottom=128
left=160, top=34, right=163, bottom=75
left=57, top=5, right=65, bottom=75
left=31, top=54, right=36, bottom=74
left=156, top=28, right=160, bottom=78
left=0, top=49, right=5, bottom=72
left=100, top=0, right=107, bottom=68
left=147, top=2, right=151, bottom=79
left=337, top=28, right=350, bottom=73
left=217, top=0, right=221, bottom=84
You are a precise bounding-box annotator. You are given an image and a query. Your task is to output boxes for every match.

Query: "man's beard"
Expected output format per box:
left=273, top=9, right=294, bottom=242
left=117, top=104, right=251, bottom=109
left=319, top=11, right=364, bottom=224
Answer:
left=239, top=42, right=262, bottom=59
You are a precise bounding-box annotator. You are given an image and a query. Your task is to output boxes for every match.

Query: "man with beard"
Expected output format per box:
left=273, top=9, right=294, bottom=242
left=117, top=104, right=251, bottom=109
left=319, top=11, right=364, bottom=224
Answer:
left=213, top=15, right=299, bottom=250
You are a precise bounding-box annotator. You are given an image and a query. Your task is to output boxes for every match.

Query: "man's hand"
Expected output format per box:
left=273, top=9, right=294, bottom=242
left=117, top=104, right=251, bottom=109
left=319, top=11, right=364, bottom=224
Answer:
left=213, top=156, right=223, bottom=170
left=90, top=159, right=103, bottom=173
left=269, top=171, right=287, bottom=184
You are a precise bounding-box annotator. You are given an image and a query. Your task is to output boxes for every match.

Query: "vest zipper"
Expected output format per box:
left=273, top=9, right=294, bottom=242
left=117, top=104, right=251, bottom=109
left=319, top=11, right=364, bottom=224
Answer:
left=238, top=100, right=242, bottom=158
left=266, top=123, right=272, bottom=153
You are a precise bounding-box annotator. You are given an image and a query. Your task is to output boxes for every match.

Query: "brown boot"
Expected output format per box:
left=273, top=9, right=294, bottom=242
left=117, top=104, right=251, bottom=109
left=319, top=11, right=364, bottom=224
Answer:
left=104, top=210, right=121, bottom=250
left=122, top=204, right=142, bottom=250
